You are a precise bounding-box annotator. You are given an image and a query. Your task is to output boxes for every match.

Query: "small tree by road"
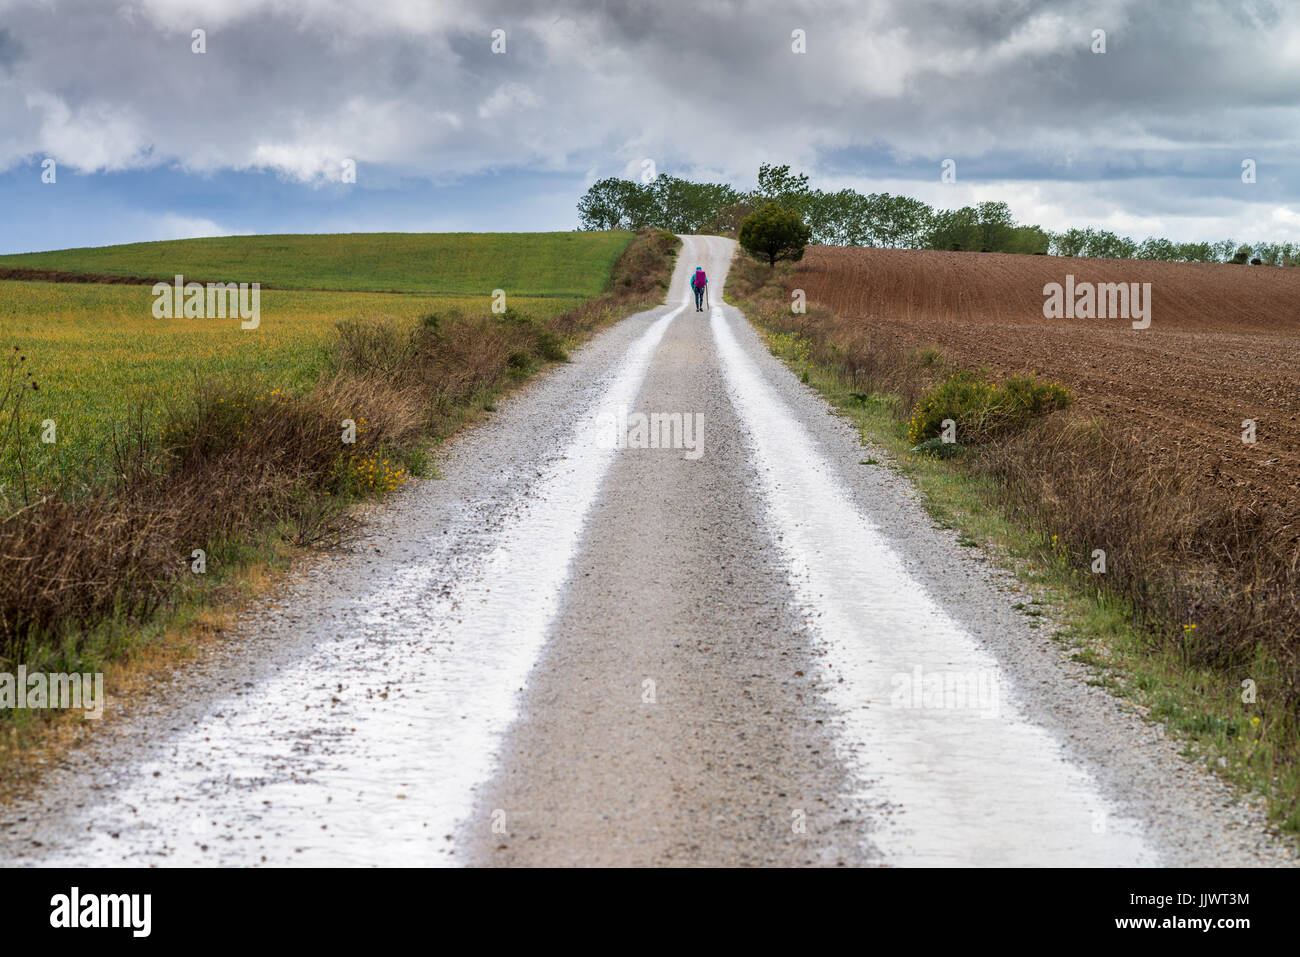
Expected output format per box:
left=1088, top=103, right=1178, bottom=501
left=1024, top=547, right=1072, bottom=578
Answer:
left=738, top=203, right=812, bottom=267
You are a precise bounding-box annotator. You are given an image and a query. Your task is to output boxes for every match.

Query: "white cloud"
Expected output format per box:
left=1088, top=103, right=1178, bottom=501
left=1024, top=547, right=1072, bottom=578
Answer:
left=150, top=213, right=241, bottom=240
left=23, top=90, right=152, bottom=172
left=477, top=82, right=540, bottom=120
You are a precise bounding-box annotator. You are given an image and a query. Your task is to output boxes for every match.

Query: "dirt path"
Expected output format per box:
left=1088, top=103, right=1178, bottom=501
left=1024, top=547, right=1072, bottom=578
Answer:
left=1, top=237, right=1293, bottom=866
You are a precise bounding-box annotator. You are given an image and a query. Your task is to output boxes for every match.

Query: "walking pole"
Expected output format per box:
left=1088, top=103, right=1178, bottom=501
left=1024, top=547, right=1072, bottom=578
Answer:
left=705, top=287, right=710, bottom=310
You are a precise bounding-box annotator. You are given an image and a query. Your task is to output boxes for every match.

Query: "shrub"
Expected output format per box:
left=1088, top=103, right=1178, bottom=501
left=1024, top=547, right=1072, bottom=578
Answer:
left=534, top=329, right=568, bottom=362
left=907, top=370, right=1071, bottom=446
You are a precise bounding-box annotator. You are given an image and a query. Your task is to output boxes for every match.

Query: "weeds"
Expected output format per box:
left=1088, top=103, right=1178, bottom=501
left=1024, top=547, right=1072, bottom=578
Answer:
left=0, top=346, right=38, bottom=508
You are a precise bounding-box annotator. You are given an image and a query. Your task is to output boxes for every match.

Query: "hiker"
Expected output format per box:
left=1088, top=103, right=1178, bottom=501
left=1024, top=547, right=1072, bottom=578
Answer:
left=691, top=266, right=708, bottom=311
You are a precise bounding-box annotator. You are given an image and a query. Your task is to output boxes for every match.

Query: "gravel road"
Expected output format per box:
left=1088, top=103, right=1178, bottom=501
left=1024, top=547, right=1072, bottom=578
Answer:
left=1, top=236, right=1293, bottom=867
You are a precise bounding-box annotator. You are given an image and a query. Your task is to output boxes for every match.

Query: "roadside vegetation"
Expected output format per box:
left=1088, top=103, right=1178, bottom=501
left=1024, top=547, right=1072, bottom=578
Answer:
left=726, top=252, right=1300, bottom=837
left=906, top=372, right=1072, bottom=448
left=0, top=228, right=679, bottom=766
left=0, top=283, right=580, bottom=492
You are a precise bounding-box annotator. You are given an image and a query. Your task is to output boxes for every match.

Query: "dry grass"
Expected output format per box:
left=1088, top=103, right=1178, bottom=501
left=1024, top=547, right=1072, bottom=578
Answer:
left=980, top=414, right=1300, bottom=698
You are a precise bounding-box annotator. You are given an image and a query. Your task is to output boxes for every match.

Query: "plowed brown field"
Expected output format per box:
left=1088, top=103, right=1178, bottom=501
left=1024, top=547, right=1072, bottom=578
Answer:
left=795, top=248, right=1300, bottom=534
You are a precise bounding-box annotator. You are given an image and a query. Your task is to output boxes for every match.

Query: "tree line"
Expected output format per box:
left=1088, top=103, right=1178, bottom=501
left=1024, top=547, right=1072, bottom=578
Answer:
left=577, top=164, right=1300, bottom=265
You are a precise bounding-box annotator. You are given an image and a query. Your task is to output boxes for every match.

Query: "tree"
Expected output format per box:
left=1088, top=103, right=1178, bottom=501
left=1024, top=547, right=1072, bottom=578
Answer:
left=753, top=163, right=812, bottom=205
left=648, top=175, right=741, bottom=233
left=738, top=203, right=813, bottom=267
left=576, top=177, right=653, bottom=230
left=1006, top=224, right=1051, bottom=255
left=1050, top=228, right=1087, bottom=257
left=925, top=206, right=979, bottom=251
left=1137, top=237, right=1177, bottom=261
left=1253, top=242, right=1282, bottom=266
left=1211, top=239, right=1238, bottom=262
left=805, top=188, right=874, bottom=246
left=975, top=201, right=1016, bottom=251
left=870, top=194, right=933, bottom=248
left=689, top=181, right=743, bottom=230
left=1175, top=241, right=1215, bottom=262
left=578, top=170, right=1300, bottom=265
left=701, top=199, right=756, bottom=237
left=1082, top=229, right=1137, bottom=259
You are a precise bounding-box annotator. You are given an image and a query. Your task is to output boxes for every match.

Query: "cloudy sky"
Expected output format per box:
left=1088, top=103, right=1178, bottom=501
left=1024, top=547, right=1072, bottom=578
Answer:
left=1, top=0, right=1297, bottom=254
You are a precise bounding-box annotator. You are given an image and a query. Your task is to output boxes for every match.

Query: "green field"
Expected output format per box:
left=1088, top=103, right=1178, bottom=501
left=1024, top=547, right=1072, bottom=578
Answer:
left=0, top=231, right=635, bottom=295
left=0, top=231, right=636, bottom=490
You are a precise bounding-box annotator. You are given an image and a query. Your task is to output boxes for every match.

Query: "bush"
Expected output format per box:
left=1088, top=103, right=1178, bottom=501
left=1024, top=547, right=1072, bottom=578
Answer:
left=534, top=329, right=568, bottom=362
left=907, top=371, right=1071, bottom=446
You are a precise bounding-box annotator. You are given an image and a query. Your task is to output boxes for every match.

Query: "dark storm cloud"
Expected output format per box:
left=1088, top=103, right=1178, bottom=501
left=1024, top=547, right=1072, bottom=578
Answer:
left=0, top=28, right=22, bottom=73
